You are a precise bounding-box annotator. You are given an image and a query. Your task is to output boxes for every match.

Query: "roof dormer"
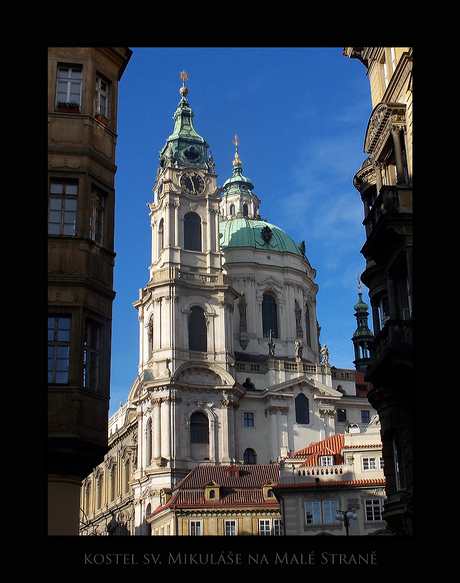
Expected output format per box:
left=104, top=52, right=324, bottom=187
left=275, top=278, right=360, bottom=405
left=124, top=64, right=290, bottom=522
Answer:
left=204, top=481, right=221, bottom=501
left=262, top=480, right=277, bottom=501
left=226, top=465, right=240, bottom=478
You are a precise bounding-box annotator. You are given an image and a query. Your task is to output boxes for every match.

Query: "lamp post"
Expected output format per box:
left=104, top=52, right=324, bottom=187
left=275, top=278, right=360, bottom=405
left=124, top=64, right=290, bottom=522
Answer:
left=335, top=509, right=358, bottom=536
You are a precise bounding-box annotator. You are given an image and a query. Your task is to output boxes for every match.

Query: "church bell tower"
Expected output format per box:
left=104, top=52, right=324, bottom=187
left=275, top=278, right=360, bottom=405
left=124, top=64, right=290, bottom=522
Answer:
left=133, top=71, right=238, bottom=392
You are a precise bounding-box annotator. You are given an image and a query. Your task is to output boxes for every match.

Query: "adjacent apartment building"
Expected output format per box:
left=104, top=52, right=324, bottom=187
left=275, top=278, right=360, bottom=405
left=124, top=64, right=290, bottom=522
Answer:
left=47, top=47, right=132, bottom=535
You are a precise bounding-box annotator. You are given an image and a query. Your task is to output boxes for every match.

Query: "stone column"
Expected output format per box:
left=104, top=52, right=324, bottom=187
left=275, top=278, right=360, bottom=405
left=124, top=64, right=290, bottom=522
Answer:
left=391, top=125, right=406, bottom=185
left=152, top=398, right=161, bottom=460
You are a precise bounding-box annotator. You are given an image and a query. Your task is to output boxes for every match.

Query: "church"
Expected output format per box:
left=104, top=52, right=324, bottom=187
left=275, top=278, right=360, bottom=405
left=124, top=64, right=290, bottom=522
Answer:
left=80, top=74, right=376, bottom=536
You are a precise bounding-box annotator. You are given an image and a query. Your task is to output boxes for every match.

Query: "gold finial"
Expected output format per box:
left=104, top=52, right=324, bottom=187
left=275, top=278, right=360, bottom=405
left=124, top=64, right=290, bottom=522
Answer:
left=232, top=134, right=242, bottom=166
left=357, top=275, right=362, bottom=293
left=179, top=71, right=189, bottom=96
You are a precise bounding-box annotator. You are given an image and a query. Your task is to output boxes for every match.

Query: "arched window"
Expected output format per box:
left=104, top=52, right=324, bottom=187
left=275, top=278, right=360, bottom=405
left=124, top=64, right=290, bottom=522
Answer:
left=243, top=447, right=257, bottom=465
left=189, top=306, right=207, bottom=352
left=262, top=292, right=278, bottom=338
left=184, top=211, right=201, bottom=251
left=295, top=393, right=309, bottom=424
left=230, top=204, right=235, bottom=216
left=190, top=412, right=209, bottom=444
left=243, top=203, right=248, bottom=217
left=158, top=218, right=164, bottom=253
left=209, top=489, right=215, bottom=499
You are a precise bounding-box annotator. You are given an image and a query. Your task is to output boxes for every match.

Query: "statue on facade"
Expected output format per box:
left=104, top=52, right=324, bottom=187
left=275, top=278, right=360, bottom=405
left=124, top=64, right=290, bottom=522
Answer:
left=320, top=343, right=329, bottom=365
left=295, top=339, right=303, bottom=362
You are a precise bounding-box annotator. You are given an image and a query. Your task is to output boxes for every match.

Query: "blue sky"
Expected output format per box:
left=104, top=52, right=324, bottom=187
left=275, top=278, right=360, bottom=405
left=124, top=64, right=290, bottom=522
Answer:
left=110, top=47, right=373, bottom=416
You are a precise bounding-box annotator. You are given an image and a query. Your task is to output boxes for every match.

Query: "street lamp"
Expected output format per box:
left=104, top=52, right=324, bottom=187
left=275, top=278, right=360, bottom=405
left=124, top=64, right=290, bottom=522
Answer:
left=335, top=509, right=358, bottom=536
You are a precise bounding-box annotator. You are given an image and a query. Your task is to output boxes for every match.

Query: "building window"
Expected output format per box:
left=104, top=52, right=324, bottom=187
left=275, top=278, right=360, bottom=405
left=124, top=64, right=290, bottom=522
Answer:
left=158, top=218, right=164, bottom=253
left=56, top=65, right=82, bottom=107
left=90, top=188, right=105, bottom=244
left=243, top=448, right=257, bottom=465
left=49, top=181, right=78, bottom=236
left=305, top=502, right=321, bottom=524
left=225, top=520, right=237, bottom=536
left=190, top=412, right=209, bottom=444
left=243, top=412, right=254, bottom=427
left=365, top=499, right=383, bottom=522
left=95, top=75, right=109, bottom=118
left=322, top=501, right=339, bottom=523
left=48, top=316, right=71, bottom=384
left=257, top=518, right=282, bottom=536
left=184, top=211, right=201, bottom=251
left=305, top=501, right=339, bottom=525
left=188, top=306, right=207, bottom=352
left=362, top=457, right=377, bottom=471
left=262, top=292, right=278, bottom=338
left=337, top=408, right=346, bottom=422
left=361, top=410, right=370, bottom=424
left=83, top=320, right=101, bottom=390
left=295, top=393, right=309, bottom=424
left=190, top=520, right=202, bottom=536
left=319, top=456, right=333, bottom=466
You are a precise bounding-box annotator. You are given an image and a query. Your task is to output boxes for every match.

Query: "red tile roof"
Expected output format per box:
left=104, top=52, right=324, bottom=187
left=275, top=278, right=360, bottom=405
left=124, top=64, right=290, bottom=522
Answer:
left=174, top=463, right=279, bottom=489
left=148, top=464, right=280, bottom=519
left=275, top=478, right=386, bottom=490
left=293, top=433, right=344, bottom=467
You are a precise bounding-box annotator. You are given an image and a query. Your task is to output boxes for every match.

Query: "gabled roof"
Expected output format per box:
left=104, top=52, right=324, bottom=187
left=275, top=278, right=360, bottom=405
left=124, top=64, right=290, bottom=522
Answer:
left=293, top=434, right=345, bottom=467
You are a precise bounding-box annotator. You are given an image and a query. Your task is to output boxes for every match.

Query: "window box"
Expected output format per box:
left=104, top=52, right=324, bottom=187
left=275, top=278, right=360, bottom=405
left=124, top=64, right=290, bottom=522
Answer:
left=56, top=101, right=80, bottom=113
left=95, top=113, right=109, bottom=126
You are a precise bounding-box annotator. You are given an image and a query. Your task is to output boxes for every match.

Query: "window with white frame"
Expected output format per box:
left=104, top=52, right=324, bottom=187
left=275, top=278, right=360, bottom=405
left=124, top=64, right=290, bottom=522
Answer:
left=305, top=501, right=339, bottom=525
left=362, top=457, right=377, bottom=471
left=258, top=518, right=282, bottom=536
left=364, top=498, right=383, bottom=522
left=225, top=520, right=237, bottom=536
left=56, top=65, right=82, bottom=107
left=319, top=455, right=333, bottom=466
left=189, top=520, right=202, bottom=535
left=95, top=75, right=109, bottom=118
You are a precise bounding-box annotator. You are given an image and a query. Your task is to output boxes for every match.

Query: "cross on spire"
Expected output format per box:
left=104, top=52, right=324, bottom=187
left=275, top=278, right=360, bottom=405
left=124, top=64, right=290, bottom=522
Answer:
left=232, top=134, right=241, bottom=152
left=179, top=71, right=189, bottom=97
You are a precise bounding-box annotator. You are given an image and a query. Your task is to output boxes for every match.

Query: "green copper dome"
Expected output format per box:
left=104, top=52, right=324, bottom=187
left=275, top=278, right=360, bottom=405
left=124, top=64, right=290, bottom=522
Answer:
left=219, top=217, right=310, bottom=265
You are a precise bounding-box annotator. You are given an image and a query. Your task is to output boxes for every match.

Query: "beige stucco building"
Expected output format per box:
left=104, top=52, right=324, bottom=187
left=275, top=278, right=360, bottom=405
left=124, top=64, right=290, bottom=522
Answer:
left=275, top=421, right=386, bottom=535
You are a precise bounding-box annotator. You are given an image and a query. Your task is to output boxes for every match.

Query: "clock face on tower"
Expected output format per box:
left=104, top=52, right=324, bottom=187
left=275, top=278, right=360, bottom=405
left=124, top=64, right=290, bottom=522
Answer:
left=180, top=171, right=205, bottom=195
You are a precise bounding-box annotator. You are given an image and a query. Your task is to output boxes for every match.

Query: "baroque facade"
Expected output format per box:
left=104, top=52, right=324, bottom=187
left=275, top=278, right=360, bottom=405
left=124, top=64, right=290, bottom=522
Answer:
left=80, top=74, right=376, bottom=536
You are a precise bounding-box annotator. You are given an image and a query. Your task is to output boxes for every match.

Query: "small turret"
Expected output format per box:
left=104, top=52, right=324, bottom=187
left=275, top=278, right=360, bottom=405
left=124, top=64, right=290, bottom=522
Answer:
left=352, top=276, right=374, bottom=373
left=220, top=135, right=261, bottom=219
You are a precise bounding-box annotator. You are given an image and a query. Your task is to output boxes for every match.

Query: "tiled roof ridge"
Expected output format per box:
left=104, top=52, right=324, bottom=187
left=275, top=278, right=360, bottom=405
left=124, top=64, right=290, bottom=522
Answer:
left=293, top=433, right=344, bottom=458
left=275, top=477, right=386, bottom=489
